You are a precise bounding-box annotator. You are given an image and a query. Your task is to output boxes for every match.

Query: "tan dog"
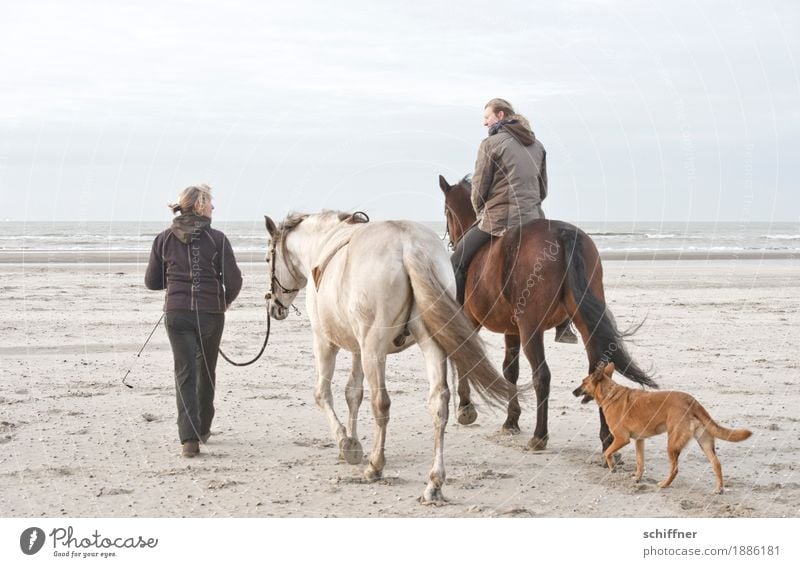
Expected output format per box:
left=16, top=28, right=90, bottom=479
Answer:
left=573, top=362, right=752, bottom=493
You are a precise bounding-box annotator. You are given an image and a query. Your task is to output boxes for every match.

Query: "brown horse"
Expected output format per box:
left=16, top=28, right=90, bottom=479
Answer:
left=439, top=175, right=657, bottom=453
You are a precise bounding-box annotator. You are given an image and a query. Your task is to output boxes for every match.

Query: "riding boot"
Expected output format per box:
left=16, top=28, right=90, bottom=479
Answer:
left=555, top=319, right=578, bottom=344
left=454, top=269, right=466, bottom=306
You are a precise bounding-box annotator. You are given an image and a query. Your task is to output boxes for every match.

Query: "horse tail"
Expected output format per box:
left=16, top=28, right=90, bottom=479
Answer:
left=404, top=252, right=513, bottom=407
left=557, top=227, right=658, bottom=389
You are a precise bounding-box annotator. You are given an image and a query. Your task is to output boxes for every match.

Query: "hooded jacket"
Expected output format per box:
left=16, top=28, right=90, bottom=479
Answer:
left=145, top=214, right=242, bottom=312
left=470, top=120, right=547, bottom=236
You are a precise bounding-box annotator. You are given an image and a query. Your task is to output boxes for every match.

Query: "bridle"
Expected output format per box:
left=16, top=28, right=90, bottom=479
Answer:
left=217, top=238, right=300, bottom=367
left=443, top=205, right=465, bottom=251
left=215, top=239, right=298, bottom=367
left=442, top=206, right=454, bottom=251
left=265, top=240, right=301, bottom=313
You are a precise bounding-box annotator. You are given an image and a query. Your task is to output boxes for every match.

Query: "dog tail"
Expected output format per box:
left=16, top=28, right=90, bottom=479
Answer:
left=707, top=422, right=752, bottom=443
left=557, top=227, right=658, bottom=389
left=404, top=250, right=513, bottom=408
left=694, top=403, right=752, bottom=442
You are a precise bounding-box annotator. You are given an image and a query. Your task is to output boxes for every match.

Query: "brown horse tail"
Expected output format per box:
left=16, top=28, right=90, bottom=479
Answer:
left=403, top=253, right=513, bottom=408
left=557, top=227, right=659, bottom=389
left=692, top=402, right=753, bottom=442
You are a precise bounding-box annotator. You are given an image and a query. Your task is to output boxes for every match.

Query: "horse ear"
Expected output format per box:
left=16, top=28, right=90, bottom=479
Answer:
left=438, top=175, right=451, bottom=194
left=264, top=215, right=277, bottom=236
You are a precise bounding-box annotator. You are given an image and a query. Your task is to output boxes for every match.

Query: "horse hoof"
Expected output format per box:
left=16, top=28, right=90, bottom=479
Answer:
left=457, top=404, right=478, bottom=425
left=501, top=423, right=521, bottom=435
left=601, top=453, right=623, bottom=468
left=527, top=436, right=548, bottom=451
left=419, top=486, right=447, bottom=506
left=339, top=437, right=364, bottom=465
left=364, top=465, right=383, bottom=482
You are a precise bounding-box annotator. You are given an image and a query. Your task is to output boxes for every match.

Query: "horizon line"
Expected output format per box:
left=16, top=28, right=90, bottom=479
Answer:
left=3, top=219, right=798, bottom=224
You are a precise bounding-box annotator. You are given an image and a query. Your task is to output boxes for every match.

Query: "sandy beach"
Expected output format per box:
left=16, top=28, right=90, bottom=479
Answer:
left=0, top=257, right=798, bottom=518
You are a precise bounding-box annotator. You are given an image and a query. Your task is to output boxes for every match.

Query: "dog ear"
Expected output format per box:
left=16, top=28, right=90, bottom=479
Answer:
left=604, top=362, right=616, bottom=377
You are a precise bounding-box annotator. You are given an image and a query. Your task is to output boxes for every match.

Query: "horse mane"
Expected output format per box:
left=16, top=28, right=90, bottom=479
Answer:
left=460, top=174, right=472, bottom=187
left=274, top=210, right=360, bottom=282
left=275, top=210, right=353, bottom=244
left=276, top=212, right=310, bottom=242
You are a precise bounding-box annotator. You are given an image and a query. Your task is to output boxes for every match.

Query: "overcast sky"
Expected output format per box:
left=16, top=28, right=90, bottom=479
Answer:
left=1, top=0, right=798, bottom=223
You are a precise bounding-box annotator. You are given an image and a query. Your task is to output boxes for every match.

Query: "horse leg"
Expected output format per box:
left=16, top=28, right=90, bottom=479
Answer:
left=361, top=349, right=390, bottom=482
left=456, top=362, right=477, bottom=425
left=501, top=334, right=522, bottom=434
left=411, top=321, right=450, bottom=504
left=520, top=330, right=550, bottom=451
left=571, top=314, right=616, bottom=457
left=340, top=353, right=365, bottom=464
left=311, top=336, right=352, bottom=463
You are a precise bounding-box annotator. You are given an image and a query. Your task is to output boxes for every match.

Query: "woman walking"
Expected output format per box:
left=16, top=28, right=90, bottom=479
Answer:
left=145, top=184, right=242, bottom=457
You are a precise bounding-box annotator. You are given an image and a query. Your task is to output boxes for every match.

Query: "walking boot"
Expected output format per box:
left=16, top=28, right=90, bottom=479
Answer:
left=181, top=440, right=200, bottom=457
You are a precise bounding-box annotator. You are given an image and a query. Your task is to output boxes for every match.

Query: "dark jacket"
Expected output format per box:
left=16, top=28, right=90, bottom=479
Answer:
left=145, top=214, right=242, bottom=312
left=471, top=120, right=547, bottom=236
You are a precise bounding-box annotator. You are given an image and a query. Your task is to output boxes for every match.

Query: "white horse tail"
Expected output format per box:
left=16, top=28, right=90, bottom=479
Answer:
left=404, top=252, right=513, bottom=407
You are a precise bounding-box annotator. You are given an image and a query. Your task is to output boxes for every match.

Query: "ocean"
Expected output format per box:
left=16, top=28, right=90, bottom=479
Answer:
left=0, top=221, right=798, bottom=260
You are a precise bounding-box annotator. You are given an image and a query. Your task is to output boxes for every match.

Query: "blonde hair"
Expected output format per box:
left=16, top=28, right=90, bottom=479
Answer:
left=169, top=184, right=213, bottom=215
left=485, top=98, right=532, bottom=130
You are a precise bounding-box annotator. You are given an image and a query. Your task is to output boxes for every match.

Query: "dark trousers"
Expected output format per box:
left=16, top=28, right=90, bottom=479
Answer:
left=451, top=225, right=493, bottom=304
left=165, top=311, right=225, bottom=443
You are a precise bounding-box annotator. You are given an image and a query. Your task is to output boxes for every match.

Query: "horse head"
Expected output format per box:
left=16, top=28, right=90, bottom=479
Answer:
left=438, top=174, right=476, bottom=246
left=264, top=213, right=307, bottom=320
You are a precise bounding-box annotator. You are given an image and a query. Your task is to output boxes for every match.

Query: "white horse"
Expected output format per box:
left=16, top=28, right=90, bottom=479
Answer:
left=264, top=211, right=512, bottom=503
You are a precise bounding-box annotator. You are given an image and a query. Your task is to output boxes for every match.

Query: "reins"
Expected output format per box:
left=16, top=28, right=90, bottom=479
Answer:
left=217, top=241, right=301, bottom=367
left=217, top=299, right=272, bottom=367
left=442, top=207, right=455, bottom=251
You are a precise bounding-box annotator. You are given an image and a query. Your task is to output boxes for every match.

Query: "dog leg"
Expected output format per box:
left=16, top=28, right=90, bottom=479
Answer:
left=633, top=439, right=645, bottom=482
left=658, top=450, right=679, bottom=488
left=697, top=433, right=724, bottom=494
left=602, top=433, right=630, bottom=472
left=658, top=430, right=690, bottom=489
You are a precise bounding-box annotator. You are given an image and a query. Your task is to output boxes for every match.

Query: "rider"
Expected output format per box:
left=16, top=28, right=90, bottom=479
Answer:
left=145, top=184, right=243, bottom=457
left=451, top=97, right=577, bottom=343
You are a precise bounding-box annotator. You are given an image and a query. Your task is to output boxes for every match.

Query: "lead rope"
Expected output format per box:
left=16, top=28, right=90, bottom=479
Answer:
left=218, top=298, right=272, bottom=366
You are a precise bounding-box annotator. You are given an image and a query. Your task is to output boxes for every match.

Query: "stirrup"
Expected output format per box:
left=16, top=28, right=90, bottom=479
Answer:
left=555, top=325, right=578, bottom=344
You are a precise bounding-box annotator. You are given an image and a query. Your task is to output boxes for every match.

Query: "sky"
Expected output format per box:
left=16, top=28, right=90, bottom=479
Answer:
left=0, top=0, right=798, bottom=223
